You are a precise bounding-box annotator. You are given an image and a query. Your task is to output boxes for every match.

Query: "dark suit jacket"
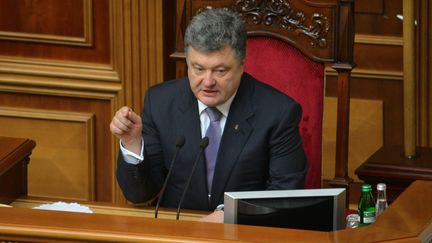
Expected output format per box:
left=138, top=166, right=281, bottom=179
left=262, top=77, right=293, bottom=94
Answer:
left=116, top=72, right=307, bottom=211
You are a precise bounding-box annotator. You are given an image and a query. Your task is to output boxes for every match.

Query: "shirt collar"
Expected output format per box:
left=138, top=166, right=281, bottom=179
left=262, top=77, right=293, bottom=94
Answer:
left=198, top=92, right=237, bottom=118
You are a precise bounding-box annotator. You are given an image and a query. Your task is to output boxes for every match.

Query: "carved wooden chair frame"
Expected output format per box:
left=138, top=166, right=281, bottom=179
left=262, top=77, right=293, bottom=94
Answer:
left=172, top=0, right=356, bottom=199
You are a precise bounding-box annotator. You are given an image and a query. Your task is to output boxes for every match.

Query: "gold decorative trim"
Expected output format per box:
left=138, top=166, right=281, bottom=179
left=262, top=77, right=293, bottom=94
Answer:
left=0, top=0, right=93, bottom=47
left=109, top=0, right=124, bottom=203
left=355, top=34, right=403, bottom=46
left=110, top=96, right=126, bottom=204
left=0, top=56, right=122, bottom=99
left=169, top=51, right=186, bottom=59
left=0, top=56, right=120, bottom=82
left=326, top=67, right=403, bottom=80
left=0, top=74, right=121, bottom=100
left=0, top=107, right=95, bottom=201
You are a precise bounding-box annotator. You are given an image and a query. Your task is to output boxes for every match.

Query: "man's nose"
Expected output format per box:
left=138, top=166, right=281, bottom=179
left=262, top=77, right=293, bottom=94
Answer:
left=202, top=71, right=215, bottom=86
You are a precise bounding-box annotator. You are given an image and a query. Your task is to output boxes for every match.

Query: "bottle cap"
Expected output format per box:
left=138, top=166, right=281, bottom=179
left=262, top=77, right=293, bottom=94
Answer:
left=377, top=183, right=386, bottom=190
left=361, top=184, right=372, bottom=192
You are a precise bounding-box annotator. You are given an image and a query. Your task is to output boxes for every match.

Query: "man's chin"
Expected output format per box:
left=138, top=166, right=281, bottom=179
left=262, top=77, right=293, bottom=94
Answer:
left=198, top=96, right=221, bottom=107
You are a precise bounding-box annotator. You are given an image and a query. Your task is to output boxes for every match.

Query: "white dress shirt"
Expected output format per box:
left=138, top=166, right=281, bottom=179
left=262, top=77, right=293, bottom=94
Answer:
left=120, top=94, right=236, bottom=165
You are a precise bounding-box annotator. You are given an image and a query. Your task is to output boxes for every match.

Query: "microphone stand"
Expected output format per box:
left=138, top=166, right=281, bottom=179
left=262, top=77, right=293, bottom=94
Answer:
left=154, top=136, right=185, bottom=218
left=176, top=137, right=209, bottom=220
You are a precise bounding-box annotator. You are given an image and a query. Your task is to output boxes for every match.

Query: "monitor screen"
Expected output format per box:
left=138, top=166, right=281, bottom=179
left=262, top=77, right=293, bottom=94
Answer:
left=224, top=188, right=346, bottom=231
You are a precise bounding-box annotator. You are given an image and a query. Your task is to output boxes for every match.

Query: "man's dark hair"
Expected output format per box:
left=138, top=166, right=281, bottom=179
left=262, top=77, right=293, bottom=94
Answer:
left=184, top=8, right=247, bottom=62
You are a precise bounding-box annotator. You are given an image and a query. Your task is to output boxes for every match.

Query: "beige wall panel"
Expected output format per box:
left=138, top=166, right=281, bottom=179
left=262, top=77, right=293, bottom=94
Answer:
left=322, top=97, right=383, bottom=181
left=0, top=107, right=94, bottom=201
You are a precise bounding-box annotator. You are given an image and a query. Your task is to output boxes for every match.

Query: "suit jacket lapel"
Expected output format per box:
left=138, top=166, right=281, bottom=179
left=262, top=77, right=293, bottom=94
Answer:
left=210, top=74, right=255, bottom=206
left=174, top=80, right=209, bottom=207
left=176, top=81, right=201, bottom=148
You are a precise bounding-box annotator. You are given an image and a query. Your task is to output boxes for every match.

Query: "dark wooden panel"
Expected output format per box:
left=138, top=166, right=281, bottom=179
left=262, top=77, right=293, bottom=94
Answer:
left=0, top=93, right=113, bottom=202
left=0, top=0, right=109, bottom=63
left=429, top=1, right=432, bottom=146
left=163, top=0, right=177, bottom=81
left=355, top=0, right=403, bottom=36
left=0, top=0, right=84, bottom=37
left=354, top=44, right=402, bottom=71
left=355, top=0, right=384, bottom=14
left=416, top=0, right=432, bottom=146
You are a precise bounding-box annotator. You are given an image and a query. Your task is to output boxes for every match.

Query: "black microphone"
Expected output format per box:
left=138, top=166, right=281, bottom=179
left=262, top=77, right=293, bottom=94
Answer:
left=175, top=137, right=209, bottom=220
left=154, top=135, right=185, bottom=218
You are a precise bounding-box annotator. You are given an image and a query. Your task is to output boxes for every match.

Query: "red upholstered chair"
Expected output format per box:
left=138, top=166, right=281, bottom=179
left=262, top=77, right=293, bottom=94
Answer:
left=173, top=0, right=355, bottom=192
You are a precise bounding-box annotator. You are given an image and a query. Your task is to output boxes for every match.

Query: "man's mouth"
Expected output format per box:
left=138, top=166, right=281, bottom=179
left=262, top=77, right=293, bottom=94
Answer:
left=202, top=89, right=217, bottom=96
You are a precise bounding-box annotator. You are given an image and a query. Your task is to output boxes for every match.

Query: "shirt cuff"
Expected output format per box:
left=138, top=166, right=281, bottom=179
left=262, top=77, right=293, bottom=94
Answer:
left=120, top=138, right=144, bottom=165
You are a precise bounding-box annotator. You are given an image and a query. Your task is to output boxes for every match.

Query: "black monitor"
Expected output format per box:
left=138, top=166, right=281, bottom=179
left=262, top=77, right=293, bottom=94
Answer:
left=224, top=188, right=346, bottom=231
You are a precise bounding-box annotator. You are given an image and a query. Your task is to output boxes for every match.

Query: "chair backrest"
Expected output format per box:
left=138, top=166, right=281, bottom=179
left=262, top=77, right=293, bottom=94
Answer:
left=173, top=0, right=355, bottom=191
left=244, top=36, right=324, bottom=188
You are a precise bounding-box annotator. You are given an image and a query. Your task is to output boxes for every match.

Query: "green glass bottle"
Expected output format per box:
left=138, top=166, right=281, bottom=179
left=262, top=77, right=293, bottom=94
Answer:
left=358, top=184, right=376, bottom=225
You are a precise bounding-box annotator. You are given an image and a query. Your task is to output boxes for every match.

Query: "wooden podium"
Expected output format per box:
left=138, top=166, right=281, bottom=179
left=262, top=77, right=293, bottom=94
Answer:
left=0, top=137, right=36, bottom=204
left=1, top=180, right=431, bottom=242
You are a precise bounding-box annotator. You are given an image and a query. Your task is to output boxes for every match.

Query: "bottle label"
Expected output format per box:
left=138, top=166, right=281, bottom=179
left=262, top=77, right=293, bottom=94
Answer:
left=362, top=211, right=376, bottom=224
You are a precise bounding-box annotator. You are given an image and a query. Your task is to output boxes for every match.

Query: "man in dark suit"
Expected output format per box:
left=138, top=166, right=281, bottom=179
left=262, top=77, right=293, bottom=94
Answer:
left=110, top=8, right=307, bottom=216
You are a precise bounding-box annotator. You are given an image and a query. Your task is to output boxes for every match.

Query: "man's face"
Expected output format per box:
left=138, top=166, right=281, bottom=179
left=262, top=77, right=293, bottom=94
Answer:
left=187, top=46, right=244, bottom=107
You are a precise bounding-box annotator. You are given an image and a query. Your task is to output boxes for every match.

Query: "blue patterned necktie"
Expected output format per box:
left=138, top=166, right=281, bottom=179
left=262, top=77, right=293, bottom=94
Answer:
left=204, top=107, right=222, bottom=193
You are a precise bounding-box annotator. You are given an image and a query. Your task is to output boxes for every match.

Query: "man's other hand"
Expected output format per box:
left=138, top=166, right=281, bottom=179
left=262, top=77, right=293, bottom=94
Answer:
left=199, top=210, right=224, bottom=223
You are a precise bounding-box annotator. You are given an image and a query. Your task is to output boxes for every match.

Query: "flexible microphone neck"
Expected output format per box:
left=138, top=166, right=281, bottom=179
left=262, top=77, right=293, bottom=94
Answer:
left=154, top=135, right=185, bottom=218
left=176, top=137, right=209, bottom=220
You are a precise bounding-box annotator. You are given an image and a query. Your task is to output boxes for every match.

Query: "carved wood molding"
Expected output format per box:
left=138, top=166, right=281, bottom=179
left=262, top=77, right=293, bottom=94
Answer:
left=0, top=56, right=120, bottom=82
left=355, top=34, right=403, bottom=46
left=0, top=57, right=121, bottom=99
left=0, top=75, right=121, bottom=100
left=233, top=0, right=329, bottom=48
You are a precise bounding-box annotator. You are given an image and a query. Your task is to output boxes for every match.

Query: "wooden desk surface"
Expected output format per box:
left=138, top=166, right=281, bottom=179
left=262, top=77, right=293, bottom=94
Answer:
left=1, top=180, right=431, bottom=242
left=0, top=206, right=329, bottom=243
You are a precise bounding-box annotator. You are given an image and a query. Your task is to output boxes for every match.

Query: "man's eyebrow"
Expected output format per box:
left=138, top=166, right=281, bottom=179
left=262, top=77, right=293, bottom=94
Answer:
left=189, top=61, right=229, bottom=69
left=215, top=65, right=229, bottom=69
left=190, top=62, right=203, bottom=67
left=209, top=63, right=229, bottom=69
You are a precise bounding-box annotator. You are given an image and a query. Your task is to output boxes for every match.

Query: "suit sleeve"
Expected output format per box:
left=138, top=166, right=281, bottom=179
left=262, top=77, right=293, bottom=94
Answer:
left=116, top=91, right=165, bottom=203
left=266, top=102, right=307, bottom=190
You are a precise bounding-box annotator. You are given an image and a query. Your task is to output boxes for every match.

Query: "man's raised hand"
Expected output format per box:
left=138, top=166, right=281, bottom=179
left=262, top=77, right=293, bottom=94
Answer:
left=110, top=106, right=142, bottom=154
